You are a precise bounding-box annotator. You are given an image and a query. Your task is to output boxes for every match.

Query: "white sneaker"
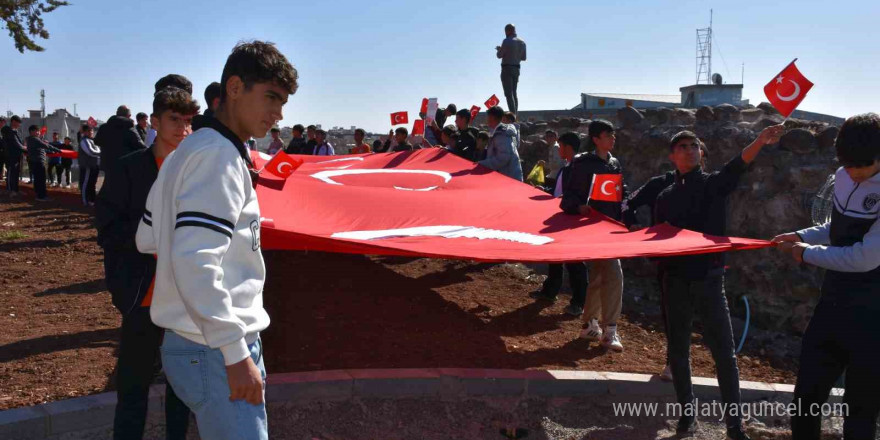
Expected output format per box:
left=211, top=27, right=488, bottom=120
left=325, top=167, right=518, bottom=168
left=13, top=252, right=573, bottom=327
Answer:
left=660, top=364, right=673, bottom=382
left=601, top=325, right=623, bottom=352
left=579, top=318, right=603, bottom=341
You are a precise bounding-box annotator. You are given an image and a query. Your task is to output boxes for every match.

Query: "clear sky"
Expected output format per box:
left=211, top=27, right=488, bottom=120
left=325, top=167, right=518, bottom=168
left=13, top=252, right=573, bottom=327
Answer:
left=2, top=0, right=877, bottom=133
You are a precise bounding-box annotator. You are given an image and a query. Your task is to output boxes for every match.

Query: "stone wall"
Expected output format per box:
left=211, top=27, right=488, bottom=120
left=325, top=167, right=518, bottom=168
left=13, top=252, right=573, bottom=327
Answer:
left=515, top=105, right=843, bottom=334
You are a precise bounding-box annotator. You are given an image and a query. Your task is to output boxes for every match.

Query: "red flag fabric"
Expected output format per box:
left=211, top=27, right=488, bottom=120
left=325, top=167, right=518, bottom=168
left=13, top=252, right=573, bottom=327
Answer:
left=87, top=117, right=98, bottom=128
left=484, top=94, right=500, bottom=108
left=40, top=126, right=47, bottom=136
left=469, top=105, right=481, bottom=121
left=420, top=98, right=429, bottom=114
left=390, top=111, right=409, bottom=126
left=763, top=60, right=813, bottom=118
left=263, top=151, right=303, bottom=179
left=47, top=150, right=78, bottom=159
left=250, top=149, right=770, bottom=262
left=412, top=119, right=425, bottom=136
left=589, top=174, right=623, bottom=202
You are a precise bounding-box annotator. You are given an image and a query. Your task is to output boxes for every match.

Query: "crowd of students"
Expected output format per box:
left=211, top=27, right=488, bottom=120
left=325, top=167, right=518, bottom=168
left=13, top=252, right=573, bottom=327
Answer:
left=2, top=32, right=877, bottom=439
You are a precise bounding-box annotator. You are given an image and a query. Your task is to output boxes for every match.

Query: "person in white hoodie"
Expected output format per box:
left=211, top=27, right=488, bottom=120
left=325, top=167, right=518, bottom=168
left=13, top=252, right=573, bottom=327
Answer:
left=136, top=41, right=298, bottom=440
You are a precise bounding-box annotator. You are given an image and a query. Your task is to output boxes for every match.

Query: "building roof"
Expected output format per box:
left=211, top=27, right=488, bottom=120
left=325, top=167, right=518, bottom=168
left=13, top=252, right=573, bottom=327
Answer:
left=582, top=92, right=680, bottom=104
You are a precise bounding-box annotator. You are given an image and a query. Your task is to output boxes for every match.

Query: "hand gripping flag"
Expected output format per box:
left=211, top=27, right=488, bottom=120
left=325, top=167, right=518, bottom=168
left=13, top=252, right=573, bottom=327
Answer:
left=263, top=150, right=303, bottom=179
left=764, top=59, right=813, bottom=118
left=412, top=119, right=425, bottom=136
left=589, top=174, right=623, bottom=203
left=484, top=94, right=500, bottom=108
left=390, top=111, right=409, bottom=126
left=40, top=126, right=48, bottom=136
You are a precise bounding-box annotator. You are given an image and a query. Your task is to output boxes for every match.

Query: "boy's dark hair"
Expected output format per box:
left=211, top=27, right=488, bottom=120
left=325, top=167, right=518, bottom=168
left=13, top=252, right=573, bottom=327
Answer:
left=486, top=106, right=504, bottom=120
left=315, top=128, right=327, bottom=135
left=354, top=128, right=366, bottom=136
left=81, top=123, right=91, bottom=132
left=545, top=129, right=558, bottom=137
left=64, top=136, right=71, bottom=141
left=204, top=82, right=221, bottom=105
left=136, top=112, right=148, bottom=121
left=588, top=119, right=614, bottom=140
left=270, top=127, right=280, bottom=133
left=152, top=87, right=201, bottom=117
left=116, top=105, right=131, bottom=117
left=220, top=40, right=299, bottom=103
left=11, top=115, right=21, bottom=122
left=28, top=125, right=39, bottom=133
left=306, top=125, right=316, bottom=131
left=455, top=108, right=472, bottom=124
left=0, top=116, right=6, bottom=123
left=292, top=124, right=305, bottom=133
left=477, top=130, right=490, bottom=141
left=445, top=104, right=457, bottom=114
left=52, top=131, right=58, bottom=136
left=154, top=74, right=193, bottom=95
left=835, top=113, right=880, bottom=167
left=394, top=127, right=408, bottom=137
left=669, top=130, right=699, bottom=150
left=558, top=132, right=580, bottom=152
left=442, top=125, right=458, bottom=137
left=503, top=111, right=517, bottom=122
left=373, top=140, right=383, bottom=149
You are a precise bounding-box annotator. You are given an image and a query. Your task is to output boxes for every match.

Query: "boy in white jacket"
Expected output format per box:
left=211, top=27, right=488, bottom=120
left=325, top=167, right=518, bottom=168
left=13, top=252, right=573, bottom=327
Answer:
left=136, top=40, right=298, bottom=440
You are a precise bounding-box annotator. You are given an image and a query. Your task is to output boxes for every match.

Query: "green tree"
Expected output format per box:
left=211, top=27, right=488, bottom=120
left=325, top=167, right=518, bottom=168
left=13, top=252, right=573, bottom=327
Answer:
left=1, top=0, right=69, bottom=53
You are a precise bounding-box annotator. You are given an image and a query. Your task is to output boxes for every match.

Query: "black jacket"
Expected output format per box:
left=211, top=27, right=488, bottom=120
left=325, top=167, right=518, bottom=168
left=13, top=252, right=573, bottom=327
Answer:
left=2, top=125, right=25, bottom=159
left=285, top=136, right=307, bottom=154
left=191, top=108, right=214, bottom=132
left=621, top=171, right=675, bottom=227
left=26, top=136, right=61, bottom=163
left=95, top=147, right=160, bottom=314
left=454, top=127, right=479, bottom=161
left=95, top=115, right=146, bottom=171
left=560, top=151, right=628, bottom=221
left=654, top=155, right=749, bottom=278
left=135, top=125, right=147, bottom=144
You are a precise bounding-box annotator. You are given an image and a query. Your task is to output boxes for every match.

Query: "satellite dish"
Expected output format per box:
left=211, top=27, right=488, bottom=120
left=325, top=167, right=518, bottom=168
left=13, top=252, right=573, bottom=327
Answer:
left=712, top=73, right=723, bottom=85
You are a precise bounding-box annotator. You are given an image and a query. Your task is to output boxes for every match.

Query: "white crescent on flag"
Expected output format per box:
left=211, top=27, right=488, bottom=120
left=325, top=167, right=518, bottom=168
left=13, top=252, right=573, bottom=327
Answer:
left=776, top=78, right=802, bottom=102
left=600, top=180, right=616, bottom=196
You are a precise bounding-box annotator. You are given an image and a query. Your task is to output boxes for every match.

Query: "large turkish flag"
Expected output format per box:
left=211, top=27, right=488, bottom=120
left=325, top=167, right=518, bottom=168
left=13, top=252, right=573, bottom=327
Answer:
left=251, top=149, right=769, bottom=262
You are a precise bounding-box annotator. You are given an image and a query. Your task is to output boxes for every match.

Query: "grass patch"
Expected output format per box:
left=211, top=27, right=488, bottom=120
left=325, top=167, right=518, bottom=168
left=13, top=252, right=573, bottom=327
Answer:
left=0, top=230, right=29, bottom=241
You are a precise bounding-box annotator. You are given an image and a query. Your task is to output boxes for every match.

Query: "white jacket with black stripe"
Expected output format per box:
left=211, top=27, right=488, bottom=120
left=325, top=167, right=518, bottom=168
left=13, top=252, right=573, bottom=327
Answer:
left=136, top=120, right=268, bottom=366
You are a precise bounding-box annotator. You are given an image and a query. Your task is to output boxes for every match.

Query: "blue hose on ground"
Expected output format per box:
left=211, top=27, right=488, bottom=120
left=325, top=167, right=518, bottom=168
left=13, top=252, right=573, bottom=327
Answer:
left=737, top=295, right=750, bottom=354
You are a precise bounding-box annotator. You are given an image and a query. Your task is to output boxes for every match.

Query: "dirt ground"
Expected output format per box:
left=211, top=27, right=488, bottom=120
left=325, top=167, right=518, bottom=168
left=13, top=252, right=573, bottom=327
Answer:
left=1, top=182, right=798, bottom=411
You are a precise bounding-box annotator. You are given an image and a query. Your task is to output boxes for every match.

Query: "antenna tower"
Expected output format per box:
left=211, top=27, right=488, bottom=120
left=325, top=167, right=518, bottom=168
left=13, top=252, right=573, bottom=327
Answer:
left=696, top=10, right=713, bottom=84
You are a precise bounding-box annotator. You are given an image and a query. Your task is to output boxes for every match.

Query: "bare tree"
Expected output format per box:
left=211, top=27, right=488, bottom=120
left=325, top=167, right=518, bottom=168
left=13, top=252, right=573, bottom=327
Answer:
left=1, top=0, right=69, bottom=53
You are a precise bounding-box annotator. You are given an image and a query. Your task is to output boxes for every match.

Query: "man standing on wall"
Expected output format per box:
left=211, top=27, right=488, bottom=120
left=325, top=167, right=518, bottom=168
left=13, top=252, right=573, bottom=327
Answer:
left=495, top=24, right=526, bottom=115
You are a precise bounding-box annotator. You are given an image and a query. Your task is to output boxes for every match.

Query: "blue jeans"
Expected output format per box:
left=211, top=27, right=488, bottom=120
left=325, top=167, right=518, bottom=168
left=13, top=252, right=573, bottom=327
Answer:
left=160, top=331, right=267, bottom=440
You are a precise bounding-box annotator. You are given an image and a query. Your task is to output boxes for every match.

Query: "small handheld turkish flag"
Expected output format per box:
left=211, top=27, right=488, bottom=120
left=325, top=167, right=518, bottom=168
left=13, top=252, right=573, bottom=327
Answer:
left=40, top=126, right=47, bottom=136
left=264, top=150, right=303, bottom=179
left=87, top=117, right=98, bottom=128
left=484, top=94, right=500, bottom=109
left=390, top=111, right=409, bottom=126
left=764, top=59, right=813, bottom=118
left=412, top=119, right=425, bottom=136
left=589, top=174, right=623, bottom=203
left=419, top=98, right=429, bottom=114
left=469, top=105, right=481, bottom=121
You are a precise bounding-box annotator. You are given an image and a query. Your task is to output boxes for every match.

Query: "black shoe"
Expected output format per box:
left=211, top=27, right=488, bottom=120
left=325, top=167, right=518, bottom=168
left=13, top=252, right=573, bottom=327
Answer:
left=529, top=290, right=557, bottom=302
left=676, top=415, right=697, bottom=435
left=726, top=426, right=751, bottom=440
left=564, top=304, right=583, bottom=316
